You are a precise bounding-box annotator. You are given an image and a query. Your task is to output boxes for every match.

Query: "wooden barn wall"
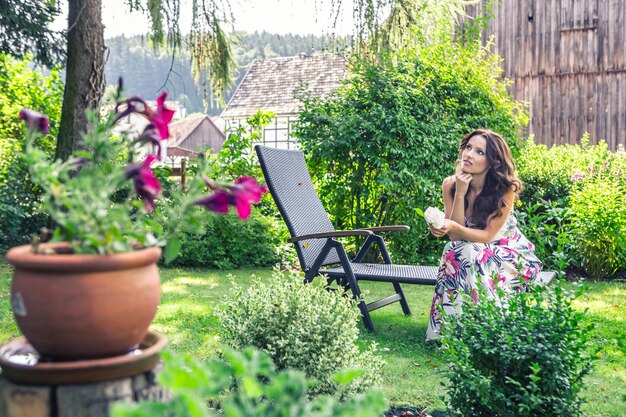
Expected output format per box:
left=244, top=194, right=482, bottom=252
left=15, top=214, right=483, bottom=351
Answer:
left=462, top=0, right=625, bottom=150
left=180, top=120, right=225, bottom=152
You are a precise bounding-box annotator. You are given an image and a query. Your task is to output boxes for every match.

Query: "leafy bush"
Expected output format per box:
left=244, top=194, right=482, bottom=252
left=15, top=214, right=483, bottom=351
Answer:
left=568, top=175, right=626, bottom=278
left=165, top=210, right=293, bottom=269
left=516, top=137, right=626, bottom=278
left=516, top=134, right=618, bottom=204
left=0, top=53, right=63, bottom=252
left=441, top=285, right=594, bottom=417
left=295, top=37, right=527, bottom=264
left=515, top=201, right=578, bottom=273
left=112, top=348, right=386, bottom=417
left=219, top=271, right=384, bottom=397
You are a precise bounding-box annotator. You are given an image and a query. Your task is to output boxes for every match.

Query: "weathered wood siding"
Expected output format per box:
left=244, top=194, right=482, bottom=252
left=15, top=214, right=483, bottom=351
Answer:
left=463, top=0, right=625, bottom=150
left=178, top=118, right=225, bottom=153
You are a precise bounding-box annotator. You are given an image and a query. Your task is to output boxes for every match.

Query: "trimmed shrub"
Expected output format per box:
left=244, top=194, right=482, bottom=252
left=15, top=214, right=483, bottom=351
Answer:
left=166, top=210, right=294, bottom=269
left=516, top=134, right=618, bottom=205
left=295, top=37, right=527, bottom=264
left=219, top=270, right=384, bottom=397
left=441, top=284, right=594, bottom=417
left=569, top=176, right=626, bottom=278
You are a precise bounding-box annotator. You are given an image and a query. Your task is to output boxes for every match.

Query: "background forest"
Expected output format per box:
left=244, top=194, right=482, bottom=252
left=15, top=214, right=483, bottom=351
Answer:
left=104, top=31, right=340, bottom=113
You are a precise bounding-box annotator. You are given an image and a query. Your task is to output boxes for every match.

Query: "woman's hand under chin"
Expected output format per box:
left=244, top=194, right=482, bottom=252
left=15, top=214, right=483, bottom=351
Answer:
left=429, top=219, right=458, bottom=238
left=455, top=170, right=473, bottom=196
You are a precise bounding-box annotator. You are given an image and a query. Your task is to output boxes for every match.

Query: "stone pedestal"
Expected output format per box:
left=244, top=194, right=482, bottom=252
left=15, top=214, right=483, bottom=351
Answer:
left=0, top=368, right=169, bottom=417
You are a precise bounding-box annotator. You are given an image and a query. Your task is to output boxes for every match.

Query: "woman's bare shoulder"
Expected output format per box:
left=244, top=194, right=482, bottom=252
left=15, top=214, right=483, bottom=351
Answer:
left=442, top=176, right=455, bottom=188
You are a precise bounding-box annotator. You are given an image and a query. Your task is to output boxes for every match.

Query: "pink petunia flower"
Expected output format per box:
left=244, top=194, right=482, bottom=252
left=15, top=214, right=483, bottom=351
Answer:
left=195, top=189, right=231, bottom=214
left=125, top=155, right=161, bottom=213
left=144, top=93, right=176, bottom=139
left=136, top=126, right=163, bottom=159
left=227, top=177, right=268, bottom=220
left=19, top=109, right=50, bottom=134
left=115, top=93, right=175, bottom=140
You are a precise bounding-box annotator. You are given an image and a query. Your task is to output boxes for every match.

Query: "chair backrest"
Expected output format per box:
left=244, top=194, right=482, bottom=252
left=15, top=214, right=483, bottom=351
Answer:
left=255, top=145, right=340, bottom=271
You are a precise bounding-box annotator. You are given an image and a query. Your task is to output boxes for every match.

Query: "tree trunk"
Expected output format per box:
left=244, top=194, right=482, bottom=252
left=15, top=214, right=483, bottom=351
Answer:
left=55, top=0, right=106, bottom=161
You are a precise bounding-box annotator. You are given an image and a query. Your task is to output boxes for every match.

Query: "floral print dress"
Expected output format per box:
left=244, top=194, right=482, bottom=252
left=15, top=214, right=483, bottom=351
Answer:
left=425, top=213, right=543, bottom=341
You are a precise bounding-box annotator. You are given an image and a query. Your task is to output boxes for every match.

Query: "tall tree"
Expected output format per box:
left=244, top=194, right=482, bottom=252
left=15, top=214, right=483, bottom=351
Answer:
left=55, top=0, right=237, bottom=161
left=55, top=0, right=105, bottom=160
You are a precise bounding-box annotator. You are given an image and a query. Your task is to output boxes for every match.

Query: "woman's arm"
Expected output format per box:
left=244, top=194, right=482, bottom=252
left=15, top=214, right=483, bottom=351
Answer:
left=442, top=175, right=470, bottom=241
left=437, top=189, right=516, bottom=243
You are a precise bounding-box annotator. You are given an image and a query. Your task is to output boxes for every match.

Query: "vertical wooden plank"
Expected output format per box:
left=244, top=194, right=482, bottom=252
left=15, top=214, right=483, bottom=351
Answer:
left=613, top=72, right=626, bottom=149
left=0, top=378, right=50, bottom=417
left=597, top=0, right=607, bottom=70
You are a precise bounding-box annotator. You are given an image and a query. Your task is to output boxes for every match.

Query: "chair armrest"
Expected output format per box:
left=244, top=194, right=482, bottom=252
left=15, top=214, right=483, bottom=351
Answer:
left=358, top=225, right=410, bottom=233
left=288, top=229, right=373, bottom=243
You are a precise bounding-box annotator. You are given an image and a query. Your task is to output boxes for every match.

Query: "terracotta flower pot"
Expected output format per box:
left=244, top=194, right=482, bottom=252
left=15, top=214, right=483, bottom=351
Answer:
left=5, top=243, right=161, bottom=361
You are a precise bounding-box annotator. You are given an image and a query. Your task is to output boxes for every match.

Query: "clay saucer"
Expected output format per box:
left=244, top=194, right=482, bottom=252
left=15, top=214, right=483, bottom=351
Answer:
left=0, top=331, right=167, bottom=385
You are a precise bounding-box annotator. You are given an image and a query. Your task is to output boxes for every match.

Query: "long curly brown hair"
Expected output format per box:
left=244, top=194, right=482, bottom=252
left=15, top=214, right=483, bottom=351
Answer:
left=450, top=129, right=523, bottom=229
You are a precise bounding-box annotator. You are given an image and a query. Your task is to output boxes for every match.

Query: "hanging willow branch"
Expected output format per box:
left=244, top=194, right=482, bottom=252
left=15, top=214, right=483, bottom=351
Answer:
left=127, top=0, right=479, bottom=107
left=328, top=0, right=481, bottom=57
left=127, top=0, right=236, bottom=109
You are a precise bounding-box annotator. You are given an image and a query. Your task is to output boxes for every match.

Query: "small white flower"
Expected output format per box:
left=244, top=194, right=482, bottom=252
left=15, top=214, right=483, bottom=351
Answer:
left=424, top=206, right=445, bottom=229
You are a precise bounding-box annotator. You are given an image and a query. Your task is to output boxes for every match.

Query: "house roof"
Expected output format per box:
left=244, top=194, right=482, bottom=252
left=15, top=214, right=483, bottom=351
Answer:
left=221, top=54, right=347, bottom=118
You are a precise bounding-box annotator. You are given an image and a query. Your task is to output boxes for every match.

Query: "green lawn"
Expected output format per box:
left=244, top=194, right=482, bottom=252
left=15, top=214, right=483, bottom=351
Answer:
left=0, top=264, right=624, bottom=416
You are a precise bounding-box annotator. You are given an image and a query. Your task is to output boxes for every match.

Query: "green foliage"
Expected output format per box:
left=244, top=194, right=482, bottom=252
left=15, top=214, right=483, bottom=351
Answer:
left=441, top=284, right=594, bottom=417
left=0, top=1, right=65, bottom=67
left=111, top=348, right=386, bottom=417
left=219, top=271, right=384, bottom=397
left=213, top=109, right=274, bottom=181
left=569, top=175, right=626, bottom=278
left=0, top=53, right=63, bottom=252
left=295, top=38, right=527, bottom=263
left=515, top=201, right=578, bottom=274
left=516, top=136, right=626, bottom=278
left=166, top=210, right=293, bottom=269
left=516, top=134, right=617, bottom=204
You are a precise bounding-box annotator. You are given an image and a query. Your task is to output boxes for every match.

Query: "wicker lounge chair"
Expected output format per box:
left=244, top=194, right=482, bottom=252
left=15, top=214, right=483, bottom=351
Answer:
left=255, top=145, right=556, bottom=331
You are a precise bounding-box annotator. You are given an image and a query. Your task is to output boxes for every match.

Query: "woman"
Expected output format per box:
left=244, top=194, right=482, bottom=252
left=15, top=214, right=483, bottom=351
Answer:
left=425, top=129, right=542, bottom=341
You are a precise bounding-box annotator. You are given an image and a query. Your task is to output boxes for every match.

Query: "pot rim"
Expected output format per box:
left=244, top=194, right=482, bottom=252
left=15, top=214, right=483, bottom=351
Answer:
left=6, top=243, right=162, bottom=273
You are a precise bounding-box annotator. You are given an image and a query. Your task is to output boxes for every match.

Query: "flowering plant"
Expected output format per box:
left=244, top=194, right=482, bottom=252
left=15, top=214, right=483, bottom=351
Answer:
left=19, top=89, right=266, bottom=261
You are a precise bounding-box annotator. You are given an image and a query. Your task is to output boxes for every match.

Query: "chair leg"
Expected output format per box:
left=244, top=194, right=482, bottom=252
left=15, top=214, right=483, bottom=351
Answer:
left=372, top=235, right=412, bottom=316
left=393, top=282, right=412, bottom=316
left=357, top=300, right=375, bottom=331
left=333, top=241, right=376, bottom=332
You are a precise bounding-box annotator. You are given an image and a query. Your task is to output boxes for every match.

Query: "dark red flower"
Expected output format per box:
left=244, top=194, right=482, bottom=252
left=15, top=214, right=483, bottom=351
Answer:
left=136, top=126, right=163, bottom=159
left=195, top=190, right=230, bottom=214
left=125, top=155, right=161, bottom=213
left=19, top=109, right=50, bottom=134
